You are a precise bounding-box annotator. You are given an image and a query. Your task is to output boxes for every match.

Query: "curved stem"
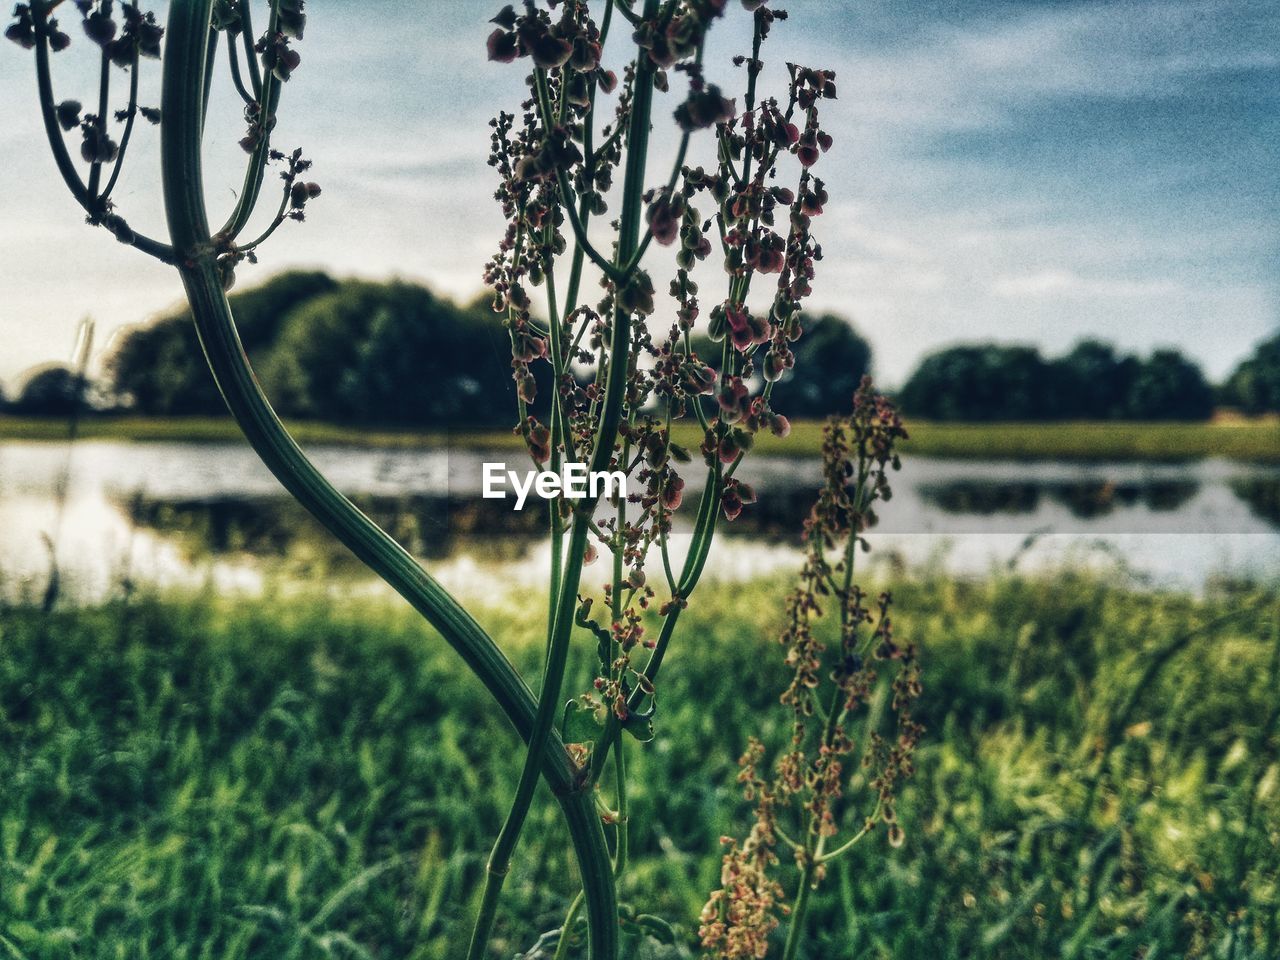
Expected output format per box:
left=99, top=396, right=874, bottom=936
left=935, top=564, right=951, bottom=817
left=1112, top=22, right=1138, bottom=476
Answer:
left=217, top=0, right=282, bottom=240
left=237, top=0, right=263, bottom=96
left=31, top=4, right=175, bottom=262
left=102, top=58, right=140, bottom=201
left=226, top=32, right=255, bottom=104
left=591, top=468, right=721, bottom=781
left=159, top=3, right=617, bottom=956
left=201, top=26, right=219, bottom=126
left=86, top=47, right=110, bottom=199
left=32, top=6, right=89, bottom=206
left=552, top=892, right=586, bottom=960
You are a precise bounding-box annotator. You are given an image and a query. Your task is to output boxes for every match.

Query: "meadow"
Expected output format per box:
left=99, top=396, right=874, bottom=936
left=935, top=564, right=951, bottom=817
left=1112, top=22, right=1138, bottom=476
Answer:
left=2, top=415, right=1278, bottom=462
left=1, top=573, right=1276, bottom=959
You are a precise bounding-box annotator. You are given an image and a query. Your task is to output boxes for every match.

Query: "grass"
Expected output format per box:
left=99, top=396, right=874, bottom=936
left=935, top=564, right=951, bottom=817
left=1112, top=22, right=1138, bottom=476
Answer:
left=0, top=574, right=1277, bottom=958
left=3, top=414, right=1278, bottom=461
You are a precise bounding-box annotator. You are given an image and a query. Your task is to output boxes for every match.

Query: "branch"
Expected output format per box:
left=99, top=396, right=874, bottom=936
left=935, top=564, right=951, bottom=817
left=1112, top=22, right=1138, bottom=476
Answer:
left=31, top=4, right=175, bottom=263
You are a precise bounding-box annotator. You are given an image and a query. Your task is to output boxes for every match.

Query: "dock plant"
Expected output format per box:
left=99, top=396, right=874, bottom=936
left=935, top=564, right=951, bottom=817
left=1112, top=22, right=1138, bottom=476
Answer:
left=700, top=378, right=921, bottom=959
left=8, top=1, right=889, bottom=956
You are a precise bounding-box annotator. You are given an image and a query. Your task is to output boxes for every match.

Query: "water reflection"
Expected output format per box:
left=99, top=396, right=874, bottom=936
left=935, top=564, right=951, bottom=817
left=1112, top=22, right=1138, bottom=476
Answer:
left=920, top=479, right=1200, bottom=519
left=1231, top=478, right=1280, bottom=527
left=1, top=441, right=1278, bottom=598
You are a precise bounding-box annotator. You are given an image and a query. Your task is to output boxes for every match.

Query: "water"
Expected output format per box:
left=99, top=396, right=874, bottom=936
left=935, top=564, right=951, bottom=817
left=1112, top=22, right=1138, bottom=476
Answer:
left=1, top=440, right=1277, bottom=601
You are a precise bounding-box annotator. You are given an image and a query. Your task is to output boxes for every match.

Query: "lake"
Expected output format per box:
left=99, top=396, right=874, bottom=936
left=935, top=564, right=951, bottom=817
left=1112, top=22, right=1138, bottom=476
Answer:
left=1, top=440, right=1278, bottom=601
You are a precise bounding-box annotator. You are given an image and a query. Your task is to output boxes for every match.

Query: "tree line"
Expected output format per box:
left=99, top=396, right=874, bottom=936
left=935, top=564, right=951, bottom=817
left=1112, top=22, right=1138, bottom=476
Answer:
left=3, top=270, right=1277, bottom=423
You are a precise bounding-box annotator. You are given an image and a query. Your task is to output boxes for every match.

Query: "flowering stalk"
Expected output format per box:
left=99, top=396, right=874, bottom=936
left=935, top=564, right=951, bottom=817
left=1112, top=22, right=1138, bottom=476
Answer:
left=483, top=1, right=841, bottom=955
left=700, top=379, right=923, bottom=960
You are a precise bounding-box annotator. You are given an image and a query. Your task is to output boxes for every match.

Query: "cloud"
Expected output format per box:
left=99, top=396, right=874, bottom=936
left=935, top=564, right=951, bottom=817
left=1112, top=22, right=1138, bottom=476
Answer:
left=991, top=270, right=1184, bottom=299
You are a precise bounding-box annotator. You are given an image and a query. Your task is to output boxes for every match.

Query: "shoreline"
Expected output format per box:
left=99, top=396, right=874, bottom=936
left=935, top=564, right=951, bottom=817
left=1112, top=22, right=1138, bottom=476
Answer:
left=1, top=414, right=1277, bottom=462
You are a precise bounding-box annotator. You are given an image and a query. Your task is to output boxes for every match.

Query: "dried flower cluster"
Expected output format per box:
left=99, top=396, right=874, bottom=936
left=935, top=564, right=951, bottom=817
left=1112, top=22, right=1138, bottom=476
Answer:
left=483, top=0, right=838, bottom=744
left=701, top=378, right=922, bottom=959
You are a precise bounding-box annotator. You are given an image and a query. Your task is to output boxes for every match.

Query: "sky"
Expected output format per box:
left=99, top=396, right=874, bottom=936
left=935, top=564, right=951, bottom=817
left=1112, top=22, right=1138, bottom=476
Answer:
left=0, top=0, right=1276, bottom=390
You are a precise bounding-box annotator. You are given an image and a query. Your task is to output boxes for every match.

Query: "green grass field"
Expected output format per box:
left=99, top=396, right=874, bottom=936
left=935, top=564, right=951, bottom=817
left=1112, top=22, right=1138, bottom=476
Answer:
left=2, top=414, right=1278, bottom=461
left=1, top=575, right=1277, bottom=958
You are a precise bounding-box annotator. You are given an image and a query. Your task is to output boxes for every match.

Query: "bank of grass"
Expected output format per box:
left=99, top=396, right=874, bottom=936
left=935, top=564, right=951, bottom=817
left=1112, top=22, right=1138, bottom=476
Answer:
left=1, top=574, right=1277, bottom=958
left=2, top=413, right=1278, bottom=461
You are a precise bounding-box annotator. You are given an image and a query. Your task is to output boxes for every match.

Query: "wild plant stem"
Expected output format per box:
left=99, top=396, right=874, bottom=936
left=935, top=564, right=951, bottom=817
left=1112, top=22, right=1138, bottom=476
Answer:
left=781, top=857, right=817, bottom=960
left=226, top=33, right=254, bottom=104
left=29, top=2, right=174, bottom=261
left=783, top=486, right=867, bottom=959
left=553, top=892, right=586, bottom=960
left=32, top=5, right=88, bottom=204
left=218, top=0, right=282, bottom=240
left=591, top=468, right=721, bottom=781
left=159, top=4, right=617, bottom=956
left=86, top=47, right=110, bottom=198
left=102, top=60, right=140, bottom=200
left=236, top=0, right=262, bottom=96
left=612, top=740, right=629, bottom=876
left=466, top=5, right=658, bottom=954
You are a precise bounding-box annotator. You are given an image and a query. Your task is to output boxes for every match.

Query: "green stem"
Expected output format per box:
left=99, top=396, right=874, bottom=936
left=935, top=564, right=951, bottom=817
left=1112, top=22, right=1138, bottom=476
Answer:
left=30, top=3, right=175, bottom=262
left=781, top=484, right=869, bottom=960
left=101, top=58, right=140, bottom=200
left=32, top=5, right=88, bottom=206
left=236, top=0, right=262, bottom=96
left=86, top=46, right=110, bottom=199
left=159, top=3, right=617, bottom=956
left=781, top=859, right=817, bottom=960
left=217, top=0, right=282, bottom=240
left=226, top=31, right=255, bottom=104
left=591, top=469, right=721, bottom=781
left=466, top=5, right=659, bottom=952
left=612, top=739, right=628, bottom=876
left=553, top=892, right=586, bottom=960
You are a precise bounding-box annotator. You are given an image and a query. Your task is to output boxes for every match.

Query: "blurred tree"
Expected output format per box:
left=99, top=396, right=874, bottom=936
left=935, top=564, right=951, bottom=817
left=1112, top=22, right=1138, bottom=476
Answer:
left=106, top=271, right=535, bottom=426
left=11, top=365, right=88, bottom=416
left=898, top=344, right=1052, bottom=421
left=107, top=270, right=339, bottom=415
left=1125, top=349, right=1215, bottom=420
left=1048, top=340, right=1141, bottom=420
left=1222, top=332, right=1280, bottom=414
left=256, top=280, right=523, bottom=426
left=900, top=341, right=1215, bottom=422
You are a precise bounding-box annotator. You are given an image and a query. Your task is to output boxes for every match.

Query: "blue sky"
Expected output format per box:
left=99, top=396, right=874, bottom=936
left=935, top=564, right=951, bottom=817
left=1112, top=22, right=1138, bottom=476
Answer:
left=0, top=0, right=1276, bottom=389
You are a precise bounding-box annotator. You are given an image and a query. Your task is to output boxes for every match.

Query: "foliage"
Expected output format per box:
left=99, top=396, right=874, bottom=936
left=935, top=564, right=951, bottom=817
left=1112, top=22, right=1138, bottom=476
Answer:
left=104, top=281, right=871, bottom=426
left=475, top=1, right=844, bottom=954
left=254, top=280, right=522, bottom=426
left=11, top=0, right=849, bottom=956
left=7, top=364, right=88, bottom=416
left=899, top=340, right=1216, bottom=422
left=0, top=575, right=1275, bottom=959
left=1125, top=348, right=1217, bottom=421
left=106, top=270, right=338, bottom=416
left=106, top=271, right=526, bottom=426
left=1223, top=331, right=1280, bottom=415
